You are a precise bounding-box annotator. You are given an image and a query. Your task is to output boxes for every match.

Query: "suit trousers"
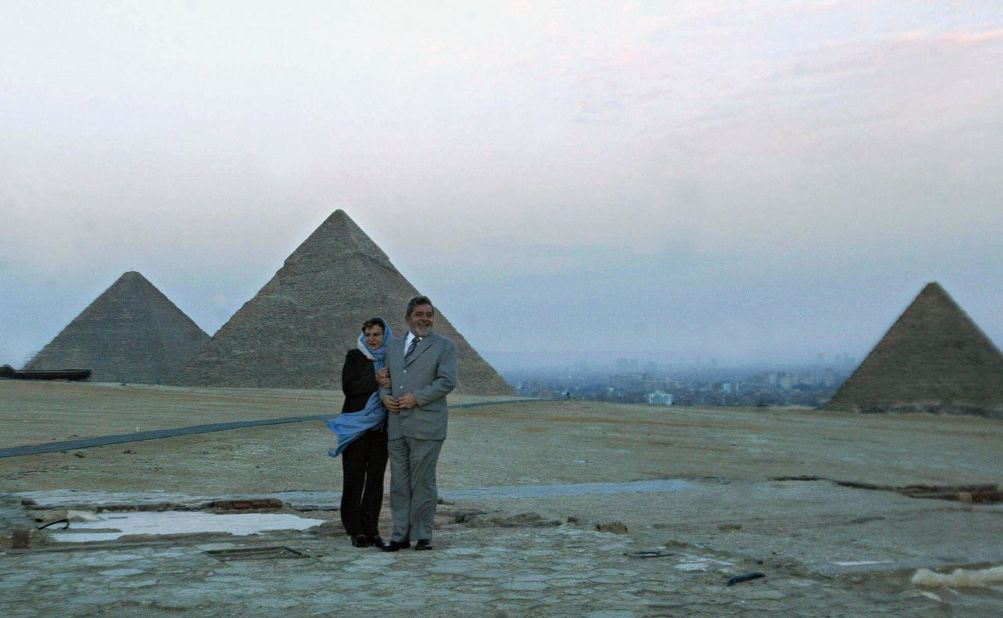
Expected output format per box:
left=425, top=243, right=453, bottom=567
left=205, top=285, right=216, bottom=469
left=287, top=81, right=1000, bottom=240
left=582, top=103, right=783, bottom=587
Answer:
left=387, top=436, right=443, bottom=542
left=340, top=429, right=388, bottom=537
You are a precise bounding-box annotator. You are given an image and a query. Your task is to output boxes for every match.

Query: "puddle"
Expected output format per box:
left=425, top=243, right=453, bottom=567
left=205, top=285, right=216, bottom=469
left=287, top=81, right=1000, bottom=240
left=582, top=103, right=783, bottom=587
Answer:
left=47, top=511, right=325, bottom=543
left=443, top=479, right=691, bottom=500
left=20, top=481, right=692, bottom=513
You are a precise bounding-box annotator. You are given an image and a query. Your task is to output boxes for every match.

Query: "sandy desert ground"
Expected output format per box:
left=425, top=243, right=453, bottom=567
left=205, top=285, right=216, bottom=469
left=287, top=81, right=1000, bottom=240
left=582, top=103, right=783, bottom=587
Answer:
left=2, top=380, right=1002, bottom=616
left=2, top=380, right=1000, bottom=494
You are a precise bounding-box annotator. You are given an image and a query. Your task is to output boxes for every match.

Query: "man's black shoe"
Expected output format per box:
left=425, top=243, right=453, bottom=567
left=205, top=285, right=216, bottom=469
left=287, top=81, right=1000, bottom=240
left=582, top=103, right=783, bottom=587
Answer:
left=351, top=535, right=370, bottom=548
left=366, top=535, right=386, bottom=549
left=414, top=539, right=433, bottom=551
left=381, top=540, right=410, bottom=552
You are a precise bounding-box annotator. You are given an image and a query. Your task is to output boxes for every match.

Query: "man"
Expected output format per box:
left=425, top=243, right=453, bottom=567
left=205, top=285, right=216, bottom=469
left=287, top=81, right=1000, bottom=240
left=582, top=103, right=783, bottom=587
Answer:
left=379, top=295, right=457, bottom=551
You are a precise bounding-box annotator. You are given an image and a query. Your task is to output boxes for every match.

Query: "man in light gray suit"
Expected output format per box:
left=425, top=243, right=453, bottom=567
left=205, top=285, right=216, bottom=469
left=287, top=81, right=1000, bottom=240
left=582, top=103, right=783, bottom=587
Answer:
left=379, top=295, right=457, bottom=551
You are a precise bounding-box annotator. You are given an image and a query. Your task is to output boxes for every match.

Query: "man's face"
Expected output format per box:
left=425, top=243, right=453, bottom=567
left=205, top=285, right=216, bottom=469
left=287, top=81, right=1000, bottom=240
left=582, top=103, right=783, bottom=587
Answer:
left=406, top=304, right=434, bottom=338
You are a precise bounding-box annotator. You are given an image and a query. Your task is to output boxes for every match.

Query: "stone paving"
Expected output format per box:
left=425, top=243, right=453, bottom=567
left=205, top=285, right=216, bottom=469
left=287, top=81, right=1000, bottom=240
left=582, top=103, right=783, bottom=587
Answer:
left=2, top=488, right=1002, bottom=616
left=3, top=389, right=1002, bottom=615
left=0, top=522, right=953, bottom=617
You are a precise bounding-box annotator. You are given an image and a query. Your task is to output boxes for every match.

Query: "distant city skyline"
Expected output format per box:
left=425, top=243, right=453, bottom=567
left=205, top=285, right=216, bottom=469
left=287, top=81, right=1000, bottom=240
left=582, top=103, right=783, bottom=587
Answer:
left=3, top=2, right=1002, bottom=370
left=486, top=349, right=861, bottom=373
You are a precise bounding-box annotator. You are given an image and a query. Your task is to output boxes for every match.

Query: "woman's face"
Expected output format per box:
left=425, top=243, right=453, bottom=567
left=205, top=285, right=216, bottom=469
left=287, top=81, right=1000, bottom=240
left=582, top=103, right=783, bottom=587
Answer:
left=363, top=324, right=385, bottom=350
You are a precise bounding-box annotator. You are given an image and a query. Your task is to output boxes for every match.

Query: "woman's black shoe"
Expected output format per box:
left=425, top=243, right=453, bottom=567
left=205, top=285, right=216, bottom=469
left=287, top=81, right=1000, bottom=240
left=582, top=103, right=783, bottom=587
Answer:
left=366, top=535, right=386, bottom=549
left=351, top=535, right=370, bottom=547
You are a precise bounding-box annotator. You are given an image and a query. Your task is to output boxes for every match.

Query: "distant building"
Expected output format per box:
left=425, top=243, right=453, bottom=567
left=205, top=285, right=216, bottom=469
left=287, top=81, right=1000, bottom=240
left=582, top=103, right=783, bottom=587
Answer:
left=648, top=391, right=674, bottom=406
left=616, top=358, right=641, bottom=371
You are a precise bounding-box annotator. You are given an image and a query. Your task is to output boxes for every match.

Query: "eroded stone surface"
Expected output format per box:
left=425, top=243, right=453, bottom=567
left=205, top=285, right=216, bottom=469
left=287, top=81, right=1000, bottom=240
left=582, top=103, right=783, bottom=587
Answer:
left=4, top=393, right=1003, bottom=615
left=1, top=518, right=1000, bottom=617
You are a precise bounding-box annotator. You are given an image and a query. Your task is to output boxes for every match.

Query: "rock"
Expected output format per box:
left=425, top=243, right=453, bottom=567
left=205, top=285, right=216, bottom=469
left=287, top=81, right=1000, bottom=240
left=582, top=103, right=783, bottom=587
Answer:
left=596, top=521, right=628, bottom=534
left=452, top=509, right=487, bottom=523
left=310, top=521, right=345, bottom=537
left=67, top=510, right=101, bottom=522
left=11, top=527, right=31, bottom=549
left=466, top=512, right=562, bottom=528
left=726, top=572, right=766, bottom=586
left=34, top=509, right=68, bottom=524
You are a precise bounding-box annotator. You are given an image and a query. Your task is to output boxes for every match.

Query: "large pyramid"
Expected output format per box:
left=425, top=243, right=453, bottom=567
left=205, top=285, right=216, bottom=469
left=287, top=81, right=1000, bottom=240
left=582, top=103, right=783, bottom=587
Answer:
left=825, top=282, right=1003, bottom=417
left=174, top=210, right=513, bottom=395
left=26, top=271, right=210, bottom=384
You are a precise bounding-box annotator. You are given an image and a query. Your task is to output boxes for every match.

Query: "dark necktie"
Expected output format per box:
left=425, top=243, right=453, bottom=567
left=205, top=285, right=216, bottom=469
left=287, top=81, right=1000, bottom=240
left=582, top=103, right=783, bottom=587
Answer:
left=405, top=336, right=420, bottom=359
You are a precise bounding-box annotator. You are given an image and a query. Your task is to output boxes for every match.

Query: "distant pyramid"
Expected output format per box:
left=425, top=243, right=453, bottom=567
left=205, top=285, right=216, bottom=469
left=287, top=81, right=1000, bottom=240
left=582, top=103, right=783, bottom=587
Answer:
left=175, top=210, right=513, bottom=394
left=825, top=282, right=1003, bottom=417
left=25, top=271, right=210, bottom=384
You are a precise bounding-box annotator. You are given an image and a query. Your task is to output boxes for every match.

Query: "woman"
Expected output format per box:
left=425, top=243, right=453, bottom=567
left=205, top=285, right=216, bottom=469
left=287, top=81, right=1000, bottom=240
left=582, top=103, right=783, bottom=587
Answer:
left=326, top=317, right=391, bottom=548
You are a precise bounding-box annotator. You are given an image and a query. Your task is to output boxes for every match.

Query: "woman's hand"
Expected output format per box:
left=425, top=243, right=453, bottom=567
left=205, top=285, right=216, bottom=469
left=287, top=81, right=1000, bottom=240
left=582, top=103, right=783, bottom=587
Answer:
left=375, top=367, right=390, bottom=389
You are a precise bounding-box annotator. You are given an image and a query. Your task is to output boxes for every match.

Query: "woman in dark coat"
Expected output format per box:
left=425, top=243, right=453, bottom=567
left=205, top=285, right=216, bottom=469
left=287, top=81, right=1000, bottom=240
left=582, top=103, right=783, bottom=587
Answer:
left=332, top=317, right=391, bottom=548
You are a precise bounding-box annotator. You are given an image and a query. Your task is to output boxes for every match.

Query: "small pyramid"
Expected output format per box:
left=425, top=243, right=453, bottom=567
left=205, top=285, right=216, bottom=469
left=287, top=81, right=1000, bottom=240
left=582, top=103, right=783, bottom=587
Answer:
left=175, top=210, right=513, bottom=394
left=25, top=272, right=210, bottom=384
left=825, top=282, right=1003, bottom=417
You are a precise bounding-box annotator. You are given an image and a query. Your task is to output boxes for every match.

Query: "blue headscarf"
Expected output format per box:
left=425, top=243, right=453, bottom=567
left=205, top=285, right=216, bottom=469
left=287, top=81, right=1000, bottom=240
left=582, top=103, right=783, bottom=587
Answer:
left=326, top=318, right=392, bottom=457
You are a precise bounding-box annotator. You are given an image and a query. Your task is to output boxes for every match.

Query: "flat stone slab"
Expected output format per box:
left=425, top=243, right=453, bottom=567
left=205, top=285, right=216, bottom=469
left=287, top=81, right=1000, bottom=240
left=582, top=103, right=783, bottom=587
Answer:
left=2, top=525, right=999, bottom=616
left=12, top=489, right=342, bottom=511
left=10, top=479, right=1003, bottom=580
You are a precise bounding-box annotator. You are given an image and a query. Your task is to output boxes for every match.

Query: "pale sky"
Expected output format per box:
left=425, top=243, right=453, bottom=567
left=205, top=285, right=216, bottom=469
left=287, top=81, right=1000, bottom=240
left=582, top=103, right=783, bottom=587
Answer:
left=2, top=1, right=1002, bottom=370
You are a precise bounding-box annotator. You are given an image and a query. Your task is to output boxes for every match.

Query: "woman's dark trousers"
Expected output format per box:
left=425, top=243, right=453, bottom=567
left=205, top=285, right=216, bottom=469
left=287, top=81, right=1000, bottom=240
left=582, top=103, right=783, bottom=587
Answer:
left=340, top=429, right=388, bottom=537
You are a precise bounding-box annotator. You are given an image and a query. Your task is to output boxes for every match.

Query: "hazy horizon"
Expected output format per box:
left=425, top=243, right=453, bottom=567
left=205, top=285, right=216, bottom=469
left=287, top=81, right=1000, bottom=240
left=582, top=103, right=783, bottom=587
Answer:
left=3, top=2, right=1002, bottom=371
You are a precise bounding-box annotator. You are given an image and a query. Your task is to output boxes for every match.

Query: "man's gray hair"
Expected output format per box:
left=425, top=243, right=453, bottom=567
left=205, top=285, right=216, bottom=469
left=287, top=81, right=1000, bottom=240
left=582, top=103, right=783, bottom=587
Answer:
left=406, top=295, right=435, bottom=318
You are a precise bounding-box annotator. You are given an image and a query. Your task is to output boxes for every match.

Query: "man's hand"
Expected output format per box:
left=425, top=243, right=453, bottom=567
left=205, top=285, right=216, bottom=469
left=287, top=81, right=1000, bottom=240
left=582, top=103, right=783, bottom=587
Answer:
left=381, top=395, right=401, bottom=414
left=375, top=367, right=390, bottom=389
left=398, top=393, right=418, bottom=410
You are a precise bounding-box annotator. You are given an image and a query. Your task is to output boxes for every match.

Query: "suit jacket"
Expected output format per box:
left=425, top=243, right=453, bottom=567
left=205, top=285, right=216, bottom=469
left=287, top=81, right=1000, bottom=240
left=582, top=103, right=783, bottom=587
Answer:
left=380, top=331, right=457, bottom=440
